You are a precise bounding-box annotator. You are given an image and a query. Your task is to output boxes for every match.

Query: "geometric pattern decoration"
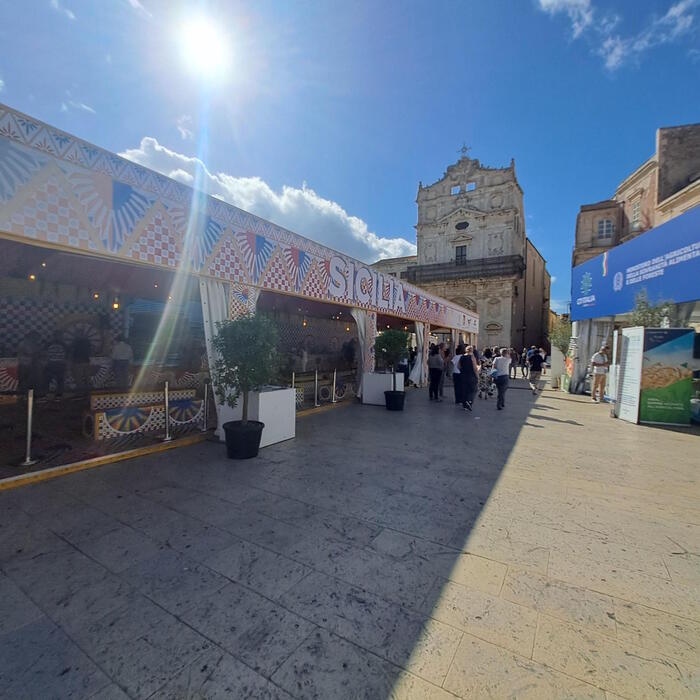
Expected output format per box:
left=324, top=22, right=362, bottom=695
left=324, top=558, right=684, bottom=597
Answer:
left=8, top=170, right=99, bottom=251
left=0, top=104, right=478, bottom=333
left=236, top=231, right=274, bottom=283
left=260, top=247, right=292, bottom=293
left=208, top=235, right=247, bottom=283
left=284, top=246, right=311, bottom=291
left=90, top=388, right=195, bottom=411
left=0, top=297, right=123, bottom=357
left=301, top=259, right=329, bottom=300
left=229, top=283, right=259, bottom=319
left=127, top=205, right=181, bottom=267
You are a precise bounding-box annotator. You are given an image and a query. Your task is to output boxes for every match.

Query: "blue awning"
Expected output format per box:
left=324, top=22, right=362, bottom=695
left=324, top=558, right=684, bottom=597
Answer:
left=570, top=205, right=700, bottom=321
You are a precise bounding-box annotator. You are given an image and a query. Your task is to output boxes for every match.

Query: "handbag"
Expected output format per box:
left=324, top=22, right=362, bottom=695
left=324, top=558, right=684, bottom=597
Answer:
left=489, top=368, right=498, bottom=378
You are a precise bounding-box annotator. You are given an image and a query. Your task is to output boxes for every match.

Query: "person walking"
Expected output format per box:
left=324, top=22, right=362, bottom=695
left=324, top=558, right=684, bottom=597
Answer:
left=590, top=344, right=609, bottom=402
left=459, top=345, right=479, bottom=411
left=527, top=345, right=544, bottom=394
left=428, top=345, right=444, bottom=401
left=452, top=344, right=465, bottom=406
left=440, top=347, right=451, bottom=399
left=492, top=348, right=511, bottom=410
left=520, top=348, right=529, bottom=378
left=509, top=348, right=519, bottom=379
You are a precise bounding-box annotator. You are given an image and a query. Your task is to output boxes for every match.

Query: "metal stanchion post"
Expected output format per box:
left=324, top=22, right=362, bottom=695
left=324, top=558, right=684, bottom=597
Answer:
left=314, top=370, right=320, bottom=407
left=201, top=382, right=209, bottom=432
left=332, top=368, right=337, bottom=403
left=20, top=389, right=38, bottom=467
left=291, top=371, right=295, bottom=389
left=163, top=381, right=172, bottom=442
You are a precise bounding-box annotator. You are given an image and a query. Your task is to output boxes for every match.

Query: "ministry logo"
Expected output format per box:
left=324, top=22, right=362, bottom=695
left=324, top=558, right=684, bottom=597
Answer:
left=580, top=272, right=593, bottom=295
left=613, top=271, right=623, bottom=292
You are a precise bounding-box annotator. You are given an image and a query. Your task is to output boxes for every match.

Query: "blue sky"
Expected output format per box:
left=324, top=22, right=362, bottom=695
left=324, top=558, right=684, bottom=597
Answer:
left=0, top=0, right=698, bottom=312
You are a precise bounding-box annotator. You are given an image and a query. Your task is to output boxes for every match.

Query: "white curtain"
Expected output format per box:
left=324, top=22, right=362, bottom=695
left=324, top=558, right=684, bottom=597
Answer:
left=199, top=278, right=230, bottom=436
left=409, top=322, right=427, bottom=386
left=350, top=308, right=368, bottom=398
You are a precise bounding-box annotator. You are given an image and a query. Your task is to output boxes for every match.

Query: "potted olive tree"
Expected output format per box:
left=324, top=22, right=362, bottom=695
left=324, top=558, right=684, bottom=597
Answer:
left=375, top=329, right=409, bottom=411
left=212, top=314, right=278, bottom=459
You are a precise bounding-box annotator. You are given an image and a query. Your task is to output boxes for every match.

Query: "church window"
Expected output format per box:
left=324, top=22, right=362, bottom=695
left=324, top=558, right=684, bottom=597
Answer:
left=451, top=185, right=461, bottom=195
left=455, top=221, right=469, bottom=230
left=597, top=219, right=614, bottom=239
left=455, top=245, right=467, bottom=265
left=465, top=182, right=476, bottom=191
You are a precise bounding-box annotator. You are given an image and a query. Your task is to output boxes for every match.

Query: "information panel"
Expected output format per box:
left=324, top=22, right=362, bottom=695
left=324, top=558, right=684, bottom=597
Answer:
left=615, top=327, right=644, bottom=424
left=639, top=328, right=694, bottom=426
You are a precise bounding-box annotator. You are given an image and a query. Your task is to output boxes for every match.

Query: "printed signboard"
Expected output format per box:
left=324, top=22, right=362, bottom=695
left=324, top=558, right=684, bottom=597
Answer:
left=571, top=206, right=700, bottom=321
left=615, top=326, right=644, bottom=424
left=639, top=328, right=694, bottom=426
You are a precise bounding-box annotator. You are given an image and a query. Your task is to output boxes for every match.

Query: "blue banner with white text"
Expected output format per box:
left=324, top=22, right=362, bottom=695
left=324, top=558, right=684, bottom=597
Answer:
left=570, top=205, right=700, bottom=321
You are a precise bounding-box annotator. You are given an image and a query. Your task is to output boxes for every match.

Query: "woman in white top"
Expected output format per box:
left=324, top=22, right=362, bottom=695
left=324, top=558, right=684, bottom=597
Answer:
left=492, top=348, right=511, bottom=410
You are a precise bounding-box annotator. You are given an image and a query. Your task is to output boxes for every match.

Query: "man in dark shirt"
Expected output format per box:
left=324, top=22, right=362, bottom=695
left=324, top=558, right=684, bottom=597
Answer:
left=527, top=345, right=545, bottom=395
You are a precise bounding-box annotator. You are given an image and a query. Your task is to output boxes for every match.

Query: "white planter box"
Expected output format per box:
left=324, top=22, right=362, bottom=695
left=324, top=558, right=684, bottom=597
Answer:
left=361, top=372, right=404, bottom=406
left=216, top=386, right=295, bottom=447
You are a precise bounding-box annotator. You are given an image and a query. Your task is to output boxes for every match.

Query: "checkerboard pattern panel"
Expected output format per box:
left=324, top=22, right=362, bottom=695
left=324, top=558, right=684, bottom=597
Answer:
left=0, top=298, right=122, bottom=356
left=301, top=260, right=328, bottom=300
left=209, top=237, right=247, bottom=283
left=129, top=211, right=180, bottom=267
left=260, top=250, right=292, bottom=292
left=90, top=388, right=195, bottom=411
left=10, top=175, right=96, bottom=251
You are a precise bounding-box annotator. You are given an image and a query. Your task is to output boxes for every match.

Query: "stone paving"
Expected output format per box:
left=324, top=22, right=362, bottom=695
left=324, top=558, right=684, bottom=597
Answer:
left=0, top=380, right=698, bottom=699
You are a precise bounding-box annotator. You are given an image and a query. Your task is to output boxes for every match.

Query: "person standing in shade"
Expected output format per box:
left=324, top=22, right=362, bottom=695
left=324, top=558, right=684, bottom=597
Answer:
left=452, top=344, right=465, bottom=406
left=441, top=347, right=452, bottom=398
left=428, top=345, right=444, bottom=401
left=590, top=344, right=609, bottom=403
left=460, top=345, right=479, bottom=411
left=45, top=331, right=67, bottom=397
left=509, top=348, right=519, bottom=379
left=111, top=335, right=134, bottom=389
left=527, top=345, right=544, bottom=395
left=492, top=348, right=511, bottom=410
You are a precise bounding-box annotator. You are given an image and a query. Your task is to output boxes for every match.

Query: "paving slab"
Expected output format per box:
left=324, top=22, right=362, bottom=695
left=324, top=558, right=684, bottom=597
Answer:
left=0, top=385, right=697, bottom=698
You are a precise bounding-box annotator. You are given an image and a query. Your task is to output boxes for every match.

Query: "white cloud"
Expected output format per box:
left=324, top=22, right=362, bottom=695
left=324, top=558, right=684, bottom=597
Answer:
left=537, top=0, right=593, bottom=37
left=176, top=115, right=194, bottom=141
left=0, top=77, right=4, bottom=93
left=119, top=137, right=416, bottom=263
left=50, top=0, right=75, bottom=20
left=538, top=0, right=698, bottom=70
left=124, top=0, right=151, bottom=18
left=61, top=100, right=96, bottom=114
left=550, top=275, right=558, bottom=284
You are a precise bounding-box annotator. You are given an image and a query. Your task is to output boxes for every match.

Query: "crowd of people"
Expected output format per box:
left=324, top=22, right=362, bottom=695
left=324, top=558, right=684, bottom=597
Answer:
left=425, top=343, right=548, bottom=412
left=15, top=331, right=134, bottom=396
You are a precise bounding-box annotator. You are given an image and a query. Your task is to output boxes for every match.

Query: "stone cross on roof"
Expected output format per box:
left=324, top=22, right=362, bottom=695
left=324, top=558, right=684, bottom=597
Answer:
left=458, top=143, right=471, bottom=158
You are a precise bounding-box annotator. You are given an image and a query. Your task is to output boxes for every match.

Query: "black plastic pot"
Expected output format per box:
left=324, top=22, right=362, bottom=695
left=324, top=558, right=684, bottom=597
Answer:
left=223, top=420, right=264, bottom=459
left=384, top=390, right=405, bottom=411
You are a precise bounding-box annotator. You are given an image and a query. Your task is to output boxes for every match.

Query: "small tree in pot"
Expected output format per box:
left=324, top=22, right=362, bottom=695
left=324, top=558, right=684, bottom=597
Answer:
left=374, top=329, right=409, bottom=411
left=212, top=314, right=278, bottom=459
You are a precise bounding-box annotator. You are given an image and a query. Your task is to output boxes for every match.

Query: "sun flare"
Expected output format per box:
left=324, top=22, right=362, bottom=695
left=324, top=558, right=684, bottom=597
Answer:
left=179, top=14, right=231, bottom=81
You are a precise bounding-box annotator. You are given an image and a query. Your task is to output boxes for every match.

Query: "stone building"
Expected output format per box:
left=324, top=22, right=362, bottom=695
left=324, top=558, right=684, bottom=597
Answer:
left=373, top=151, right=550, bottom=349
left=572, top=123, right=700, bottom=266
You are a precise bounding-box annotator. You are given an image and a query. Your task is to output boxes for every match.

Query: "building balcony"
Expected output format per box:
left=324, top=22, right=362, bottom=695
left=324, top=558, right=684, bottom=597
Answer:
left=404, top=255, right=525, bottom=284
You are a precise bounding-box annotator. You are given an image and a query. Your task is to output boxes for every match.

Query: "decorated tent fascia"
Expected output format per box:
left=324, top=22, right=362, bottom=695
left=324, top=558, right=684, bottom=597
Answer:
left=0, top=103, right=478, bottom=332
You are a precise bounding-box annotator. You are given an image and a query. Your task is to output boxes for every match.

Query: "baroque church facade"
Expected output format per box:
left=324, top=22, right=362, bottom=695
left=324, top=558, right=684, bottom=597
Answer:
left=373, top=151, right=550, bottom=350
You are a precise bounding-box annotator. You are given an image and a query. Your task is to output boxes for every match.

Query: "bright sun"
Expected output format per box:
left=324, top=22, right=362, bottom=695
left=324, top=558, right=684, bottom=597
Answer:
left=179, top=15, right=231, bottom=81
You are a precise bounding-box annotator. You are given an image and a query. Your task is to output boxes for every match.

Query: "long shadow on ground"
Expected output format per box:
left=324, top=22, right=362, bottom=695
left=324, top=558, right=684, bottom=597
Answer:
left=0, top=378, right=538, bottom=699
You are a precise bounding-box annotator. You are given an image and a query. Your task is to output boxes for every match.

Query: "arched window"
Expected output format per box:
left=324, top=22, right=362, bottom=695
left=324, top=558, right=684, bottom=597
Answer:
left=597, top=219, right=614, bottom=239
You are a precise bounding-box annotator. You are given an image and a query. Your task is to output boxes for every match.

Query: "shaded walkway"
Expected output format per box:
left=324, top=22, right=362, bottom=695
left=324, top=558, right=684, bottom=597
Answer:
left=1, top=381, right=698, bottom=698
